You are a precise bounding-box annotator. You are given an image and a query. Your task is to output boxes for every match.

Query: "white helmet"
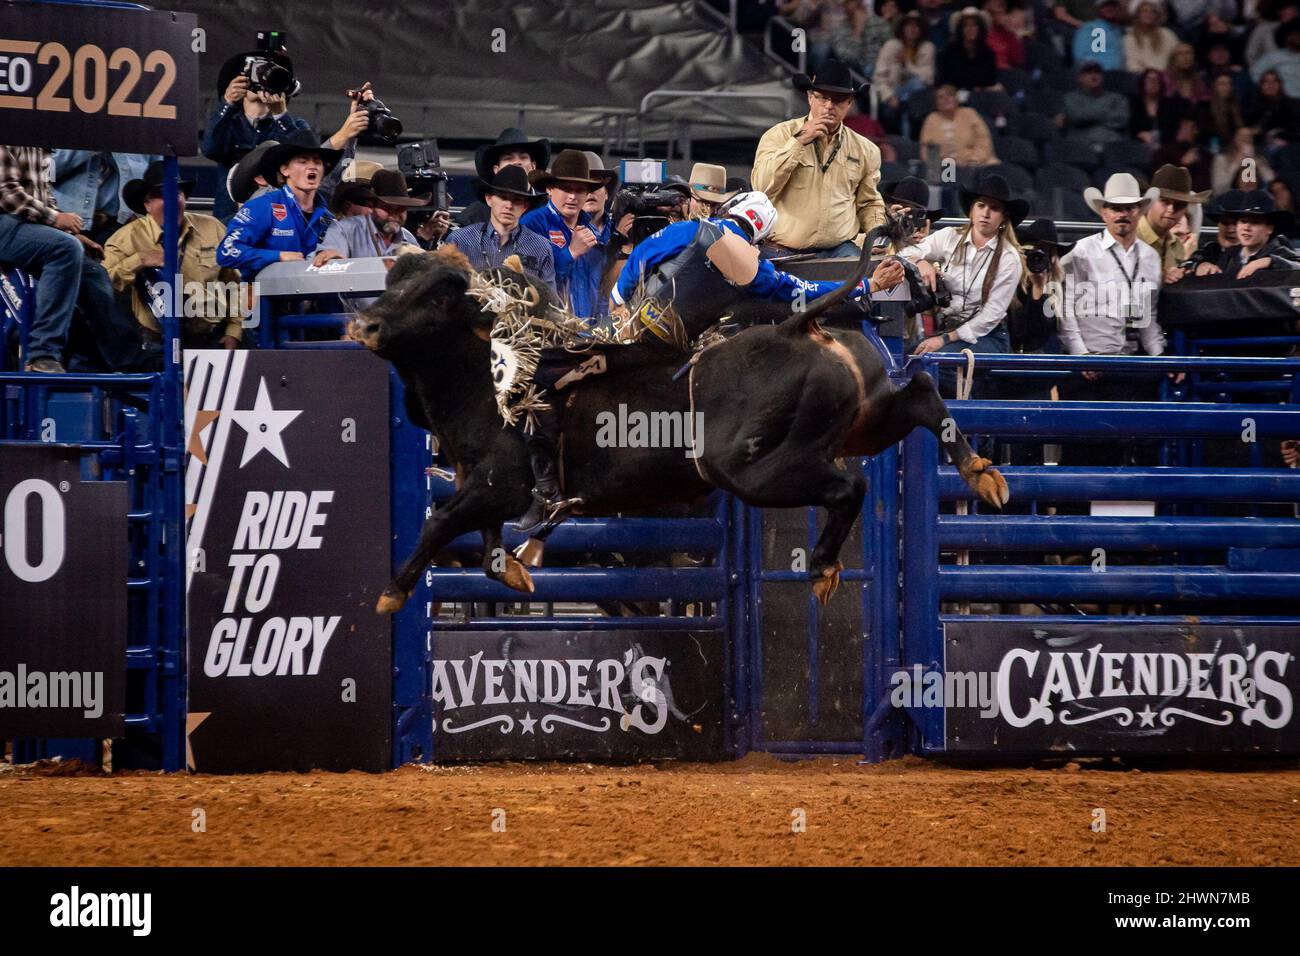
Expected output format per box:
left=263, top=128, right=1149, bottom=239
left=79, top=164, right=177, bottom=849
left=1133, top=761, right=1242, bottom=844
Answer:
left=718, top=191, right=778, bottom=244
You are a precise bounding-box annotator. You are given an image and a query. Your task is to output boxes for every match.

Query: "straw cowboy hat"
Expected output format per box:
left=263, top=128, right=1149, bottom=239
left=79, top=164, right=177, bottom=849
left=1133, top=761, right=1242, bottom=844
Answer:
left=1150, top=164, right=1211, bottom=204
left=529, top=149, right=603, bottom=190
left=1083, top=172, right=1159, bottom=216
left=687, top=163, right=737, bottom=204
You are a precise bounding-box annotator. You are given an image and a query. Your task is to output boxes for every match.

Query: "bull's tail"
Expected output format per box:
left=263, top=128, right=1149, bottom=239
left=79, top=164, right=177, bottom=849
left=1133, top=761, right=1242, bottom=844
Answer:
left=777, top=222, right=892, bottom=338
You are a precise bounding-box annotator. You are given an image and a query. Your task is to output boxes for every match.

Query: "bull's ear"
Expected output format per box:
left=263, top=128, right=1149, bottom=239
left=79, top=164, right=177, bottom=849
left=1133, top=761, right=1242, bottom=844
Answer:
left=386, top=251, right=434, bottom=288
left=430, top=270, right=469, bottom=312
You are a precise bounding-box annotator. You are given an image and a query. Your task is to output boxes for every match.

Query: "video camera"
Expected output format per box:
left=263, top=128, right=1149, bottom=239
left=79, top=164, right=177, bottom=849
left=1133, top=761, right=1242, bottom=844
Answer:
left=243, top=30, right=299, bottom=97
left=396, top=139, right=450, bottom=223
left=612, top=159, right=687, bottom=246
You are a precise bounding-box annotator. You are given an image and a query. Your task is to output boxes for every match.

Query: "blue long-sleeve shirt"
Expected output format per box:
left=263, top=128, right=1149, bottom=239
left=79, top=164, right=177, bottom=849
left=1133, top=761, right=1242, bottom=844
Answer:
left=612, top=219, right=863, bottom=307
left=217, top=185, right=335, bottom=280
left=52, top=150, right=156, bottom=225
left=519, top=201, right=604, bottom=318
left=201, top=101, right=312, bottom=221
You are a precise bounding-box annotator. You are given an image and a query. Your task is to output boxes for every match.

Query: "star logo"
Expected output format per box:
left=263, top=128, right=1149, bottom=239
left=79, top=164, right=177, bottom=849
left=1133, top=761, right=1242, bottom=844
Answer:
left=229, top=377, right=302, bottom=468
left=519, top=712, right=537, bottom=735
left=1137, top=705, right=1157, bottom=728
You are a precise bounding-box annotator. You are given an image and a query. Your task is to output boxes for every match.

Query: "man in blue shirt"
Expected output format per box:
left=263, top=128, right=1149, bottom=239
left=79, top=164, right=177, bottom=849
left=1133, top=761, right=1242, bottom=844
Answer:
left=218, top=130, right=341, bottom=281
left=52, top=151, right=157, bottom=244
left=520, top=150, right=605, bottom=319
left=446, top=166, right=555, bottom=292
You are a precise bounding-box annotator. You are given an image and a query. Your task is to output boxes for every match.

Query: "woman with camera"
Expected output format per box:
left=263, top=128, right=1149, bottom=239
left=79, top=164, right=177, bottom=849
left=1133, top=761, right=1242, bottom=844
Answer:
left=898, top=173, right=1026, bottom=394
left=1007, top=219, right=1073, bottom=355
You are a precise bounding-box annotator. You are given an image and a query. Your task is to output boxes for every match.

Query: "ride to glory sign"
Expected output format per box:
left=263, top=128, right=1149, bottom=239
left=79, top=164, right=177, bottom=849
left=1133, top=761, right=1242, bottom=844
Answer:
left=0, top=1, right=198, bottom=155
left=183, top=351, right=392, bottom=772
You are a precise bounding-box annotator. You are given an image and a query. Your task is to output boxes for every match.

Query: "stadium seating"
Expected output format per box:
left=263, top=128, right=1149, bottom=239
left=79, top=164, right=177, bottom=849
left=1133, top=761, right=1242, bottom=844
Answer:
left=994, top=134, right=1039, bottom=167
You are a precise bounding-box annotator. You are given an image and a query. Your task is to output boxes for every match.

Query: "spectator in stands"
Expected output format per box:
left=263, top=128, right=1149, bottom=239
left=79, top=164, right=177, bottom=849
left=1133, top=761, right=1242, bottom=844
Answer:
left=1052, top=0, right=1098, bottom=32
left=103, top=162, right=243, bottom=350
left=777, top=0, right=835, bottom=69
left=1189, top=189, right=1300, bottom=277
left=829, top=0, right=896, bottom=79
left=1166, top=0, right=1237, bottom=32
left=1252, top=20, right=1300, bottom=97
left=1166, top=43, right=1210, bottom=102
left=938, top=7, right=1001, bottom=90
left=1060, top=60, right=1131, bottom=144
left=1270, top=176, right=1296, bottom=212
left=445, top=166, right=555, bottom=291
left=1195, top=13, right=1245, bottom=63
left=1153, top=110, right=1213, bottom=190
left=899, top=173, right=1026, bottom=374
left=218, top=131, right=341, bottom=281
left=456, top=128, right=551, bottom=228
left=686, top=163, right=738, bottom=219
left=1247, top=69, right=1300, bottom=144
left=522, top=150, right=605, bottom=318
left=1206, top=72, right=1248, bottom=148
left=1125, top=0, right=1179, bottom=72
left=1008, top=218, right=1073, bottom=354
left=917, top=0, right=958, bottom=49
left=1212, top=128, right=1277, bottom=195
left=52, top=151, right=156, bottom=245
left=751, top=60, right=887, bottom=257
left=873, top=11, right=937, bottom=124
left=1072, top=0, right=1126, bottom=72
left=0, top=145, right=130, bottom=373
left=1059, top=172, right=1165, bottom=359
left=982, top=0, right=1026, bottom=69
left=1129, top=68, right=1182, bottom=143
left=920, top=83, right=999, bottom=166
left=1138, top=164, right=1210, bottom=282
left=313, top=169, right=426, bottom=264
left=1247, top=1, right=1298, bottom=65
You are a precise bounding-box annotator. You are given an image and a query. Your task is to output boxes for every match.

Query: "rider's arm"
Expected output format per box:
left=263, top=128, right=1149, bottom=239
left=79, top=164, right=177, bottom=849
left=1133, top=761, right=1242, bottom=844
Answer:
left=748, top=257, right=866, bottom=303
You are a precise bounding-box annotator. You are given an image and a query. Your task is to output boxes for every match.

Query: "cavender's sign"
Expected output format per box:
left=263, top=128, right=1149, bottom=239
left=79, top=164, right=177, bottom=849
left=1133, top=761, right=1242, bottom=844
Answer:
left=0, top=3, right=198, bottom=154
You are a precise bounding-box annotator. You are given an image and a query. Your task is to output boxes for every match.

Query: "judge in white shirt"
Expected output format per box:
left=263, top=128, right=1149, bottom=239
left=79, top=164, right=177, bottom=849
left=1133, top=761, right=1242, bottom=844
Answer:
left=1058, top=173, right=1166, bottom=369
left=901, top=173, right=1027, bottom=375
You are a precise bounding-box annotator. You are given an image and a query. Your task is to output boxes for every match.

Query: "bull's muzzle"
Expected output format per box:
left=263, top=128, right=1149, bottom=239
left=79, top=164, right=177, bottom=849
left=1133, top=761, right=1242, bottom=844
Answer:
left=348, top=313, right=382, bottom=350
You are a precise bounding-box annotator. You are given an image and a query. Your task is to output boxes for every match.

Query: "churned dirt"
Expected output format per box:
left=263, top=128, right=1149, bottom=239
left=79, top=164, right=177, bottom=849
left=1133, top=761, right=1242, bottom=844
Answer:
left=2, top=755, right=1298, bottom=866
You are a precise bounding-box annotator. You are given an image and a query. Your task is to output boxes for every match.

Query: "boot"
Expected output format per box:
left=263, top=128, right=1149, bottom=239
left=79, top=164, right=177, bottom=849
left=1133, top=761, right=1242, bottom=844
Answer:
left=513, top=406, right=572, bottom=534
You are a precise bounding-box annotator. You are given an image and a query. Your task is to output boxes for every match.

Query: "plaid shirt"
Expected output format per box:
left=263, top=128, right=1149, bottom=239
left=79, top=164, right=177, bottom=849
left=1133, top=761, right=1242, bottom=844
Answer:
left=0, top=146, right=58, bottom=226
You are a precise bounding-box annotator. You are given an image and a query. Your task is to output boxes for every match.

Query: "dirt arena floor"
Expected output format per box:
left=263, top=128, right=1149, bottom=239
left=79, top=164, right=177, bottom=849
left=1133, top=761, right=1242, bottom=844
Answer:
left=2, top=755, right=1298, bottom=866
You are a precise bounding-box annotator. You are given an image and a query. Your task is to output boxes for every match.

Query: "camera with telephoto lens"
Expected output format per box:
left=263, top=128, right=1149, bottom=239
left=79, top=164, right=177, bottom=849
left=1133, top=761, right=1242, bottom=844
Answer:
left=396, top=139, right=449, bottom=225
left=243, top=31, right=299, bottom=97
left=1026, top=247, right=1052, bottom=275
left=349, top=87, right=403, bottom=143
left=614, top=184, right=688, bottom=246
left=903, top=272, right=953, bottom=318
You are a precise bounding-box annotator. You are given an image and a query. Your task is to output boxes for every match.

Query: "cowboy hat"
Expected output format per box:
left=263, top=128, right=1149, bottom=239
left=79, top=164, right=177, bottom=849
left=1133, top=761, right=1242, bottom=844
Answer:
left=369, top=168, right=432, bottom=207
left=1016, top=218, right=1075, bottom=254
left=123, top=160, right=195, bottom=215
left=1083, top=172, right=1160, bottom=216
left=257, top=129, right=343, bottom=184
left=581, top=151, right=619, bottom=190
left=474, top=127, right=551, bottom=179
left=475, top=164, right=545, bottom=203
left=328, top=159, right=386, bottom=216
left=880, top=176, right=942, bottom=221
left=1216, top=188, right=1294, bottom=234
left=792, top=58, right=866, bottom=95
left=948, top=6, right=992, bottom=35
left=1150, top=164, right=1211, bottom=204
left=529, top=149, right=603, bottom=190
left=226, top=141, right=278, bottom=205
left=959, top=172, right=1029, bottom=226
left=687, top=163, right=737, bottom=204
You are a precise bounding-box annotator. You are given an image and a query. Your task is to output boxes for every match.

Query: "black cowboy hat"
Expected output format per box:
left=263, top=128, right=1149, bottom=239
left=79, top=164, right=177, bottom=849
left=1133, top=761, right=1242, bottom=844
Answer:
left=529, top=149, right=604, bottom=191
left=257, top=129, right=343, bottom=185
left=475, top=164, right=545, bottom=204
left=1216, top=188, right=1294, bottom=234
left=792, top=59, right=866, bottom=95
left=227, top=140, right=279, bottom=206
left=959, top=172, right=1029, bottom=226
left=474, top=127, right=552, bottom=180
left=880, top=176, right=942, bottom=221
left=123, top=160, right=195, bottom=215
left=216, top=50, right=297, bottom=99
left=1016, top=217, right=1075, bottom=254
left=370, top=168, right=432, bottom=207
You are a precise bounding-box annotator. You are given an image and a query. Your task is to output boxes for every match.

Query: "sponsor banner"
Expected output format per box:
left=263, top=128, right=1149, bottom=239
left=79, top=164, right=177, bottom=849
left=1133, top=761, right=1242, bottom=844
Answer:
left=0, top=4, right=199, bottom=154
left=184, top=351, right=391, bottom=772
left=431, top=630, right=726, bottom=760
left=944, top=621, right=1300, bottom=752
left=0, top=444, right=126, bottom=737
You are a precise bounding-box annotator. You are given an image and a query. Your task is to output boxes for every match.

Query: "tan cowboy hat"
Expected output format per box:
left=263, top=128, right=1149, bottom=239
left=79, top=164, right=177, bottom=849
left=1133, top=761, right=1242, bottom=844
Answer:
left=1150, top=164, right=1211, bottom=204
left=343, top=159, right=385, bottom=184
left=948, top=5, right=992, bottom=34
left=1083, top=173, right=1160, bottom=216
left=687, top=163, right=736, bottom=204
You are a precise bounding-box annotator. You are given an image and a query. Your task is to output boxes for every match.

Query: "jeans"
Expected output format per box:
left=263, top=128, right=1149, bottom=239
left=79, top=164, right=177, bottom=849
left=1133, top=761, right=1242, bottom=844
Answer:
left=0, top=215, right=84, bottom=363
left=760, top=238, right=863, bottom=260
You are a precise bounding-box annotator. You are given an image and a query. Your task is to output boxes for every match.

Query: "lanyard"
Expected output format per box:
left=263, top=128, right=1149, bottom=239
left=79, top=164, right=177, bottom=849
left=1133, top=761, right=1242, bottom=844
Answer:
left=1106, top=244, right=1137, bottom=285
left=943, top=234, right=994, bottom=321
left=816, top=132, right=842, bottom=174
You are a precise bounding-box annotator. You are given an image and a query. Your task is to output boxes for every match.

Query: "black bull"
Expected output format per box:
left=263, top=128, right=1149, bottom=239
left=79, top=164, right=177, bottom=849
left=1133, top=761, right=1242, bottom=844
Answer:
left=350, top=241, right=1008, bottom=614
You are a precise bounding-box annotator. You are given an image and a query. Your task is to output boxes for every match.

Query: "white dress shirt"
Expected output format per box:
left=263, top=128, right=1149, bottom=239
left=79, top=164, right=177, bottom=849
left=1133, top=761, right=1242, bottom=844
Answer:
left=1059, top=230, right=1164, bottom=356
left=900, top=225, right=1023, bottom=343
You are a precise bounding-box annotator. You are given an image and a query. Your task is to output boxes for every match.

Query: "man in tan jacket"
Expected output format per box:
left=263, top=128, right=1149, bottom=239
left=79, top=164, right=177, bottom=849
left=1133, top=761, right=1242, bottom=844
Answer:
left=751, top=59, right=887, bottom=258
left=103, top=162, right=244, bottom=348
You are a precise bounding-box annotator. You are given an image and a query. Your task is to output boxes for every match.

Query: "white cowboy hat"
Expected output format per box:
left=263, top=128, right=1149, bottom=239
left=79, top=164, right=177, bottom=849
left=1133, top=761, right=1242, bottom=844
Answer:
left=1128, top=0, right=1165, bottom=16
left=1083, top=173, right=1160, bottom=216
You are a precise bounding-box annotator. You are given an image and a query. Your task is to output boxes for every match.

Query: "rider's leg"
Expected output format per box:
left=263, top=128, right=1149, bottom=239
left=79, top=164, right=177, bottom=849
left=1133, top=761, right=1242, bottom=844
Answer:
left=513, top=400, right=565, bottom=533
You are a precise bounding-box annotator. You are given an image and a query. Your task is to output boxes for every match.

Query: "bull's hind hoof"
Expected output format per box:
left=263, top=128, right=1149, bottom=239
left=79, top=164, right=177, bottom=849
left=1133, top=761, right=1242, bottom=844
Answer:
left=376, top=590, right=408, bottom=615
left=811, top=562, right=845, bottom=606
left=501, top=556, right=536, bottom=594
left=959, top=456, right=1010, bottom=508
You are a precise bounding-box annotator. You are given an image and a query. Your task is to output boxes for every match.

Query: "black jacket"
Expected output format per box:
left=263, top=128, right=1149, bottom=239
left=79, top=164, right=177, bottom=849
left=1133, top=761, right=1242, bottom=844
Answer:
left=1185, top=236, right=1300, bottom=277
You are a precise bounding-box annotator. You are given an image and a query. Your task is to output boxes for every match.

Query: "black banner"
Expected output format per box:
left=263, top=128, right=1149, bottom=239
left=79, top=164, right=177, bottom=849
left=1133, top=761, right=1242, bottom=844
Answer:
left=431, top=630, right=726, bottom=760
left=184, top=351, right=391, bottom=772
left=0, top=2, right=199, bottom=155
left=944, top=621, right=1300, bottom=753
left=0, top=444, right=126, bottom=737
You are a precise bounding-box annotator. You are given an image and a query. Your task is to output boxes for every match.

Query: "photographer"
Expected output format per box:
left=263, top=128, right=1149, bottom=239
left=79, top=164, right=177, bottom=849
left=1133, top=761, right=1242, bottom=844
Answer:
left=1007, top=219, right=1072, bottom=355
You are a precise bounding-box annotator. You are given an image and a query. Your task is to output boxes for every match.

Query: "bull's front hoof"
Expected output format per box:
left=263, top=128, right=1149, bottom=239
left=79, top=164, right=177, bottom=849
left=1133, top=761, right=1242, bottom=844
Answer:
left=376, top=589, right=408, bottom=615
left=501, top=556, right=536, bottom=594
left=811, top=561, right=844, bottom=606
left=959, top=456, right=1010, bottom=508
